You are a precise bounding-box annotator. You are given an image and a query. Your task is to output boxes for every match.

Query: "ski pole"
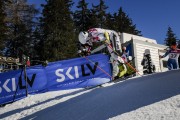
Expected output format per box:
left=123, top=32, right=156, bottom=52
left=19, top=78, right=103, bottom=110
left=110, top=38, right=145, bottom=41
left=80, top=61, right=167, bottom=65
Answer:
left=24, top=65, right=28, bottom=97
left=13, top=67, right=24, bottom=102
left=105, top=42, right=142, bottom=76
left=83, top=56, right=113, bottom=79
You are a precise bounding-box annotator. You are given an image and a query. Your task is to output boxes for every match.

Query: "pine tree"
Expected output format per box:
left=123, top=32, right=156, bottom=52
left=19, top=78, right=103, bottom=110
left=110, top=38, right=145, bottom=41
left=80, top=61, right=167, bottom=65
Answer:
left=178, top=40, right=180, bottom=49
left=5, top=0, right=38, bottom=57
left=114, top=7, right=141, bottom=35
left=91, top=0, right=108, bottom=28
left=164, top=27, right=177, bottom=46
left=88, top=8, right=98, bottom=28
left=41, top=0, right=77, bottom=61
left=29, top=25, right=42, bottom=60
left=74, top=0, right=91, bottom=32
left=0, top=0, right=8, bottom=55
left=105, top=13, right=116, bottom=30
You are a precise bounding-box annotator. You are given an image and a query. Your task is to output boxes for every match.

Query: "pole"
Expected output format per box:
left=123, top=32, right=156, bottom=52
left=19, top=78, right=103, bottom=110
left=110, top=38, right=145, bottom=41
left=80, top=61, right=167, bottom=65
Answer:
left=24, top=65, right=28, bottom=97
left=84, top=56, right=113, bottom=79
left=13, top=68, right=23, bottom=102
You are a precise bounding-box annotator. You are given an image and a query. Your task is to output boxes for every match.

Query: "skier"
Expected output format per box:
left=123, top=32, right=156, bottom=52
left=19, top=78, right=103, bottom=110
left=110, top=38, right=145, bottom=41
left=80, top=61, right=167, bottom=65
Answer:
left=160, top=41, right=180, bottom=70
left=141, top=49, right=156, bottom=74
left=78, top=28, right=127, bottom=80
left=178, top=41, right=180, bottom=66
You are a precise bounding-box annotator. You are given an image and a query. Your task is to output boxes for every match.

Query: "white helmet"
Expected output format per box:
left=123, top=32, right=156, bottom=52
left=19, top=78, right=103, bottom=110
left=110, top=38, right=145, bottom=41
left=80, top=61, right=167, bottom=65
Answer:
left=78, top=31, right=89, bottom=44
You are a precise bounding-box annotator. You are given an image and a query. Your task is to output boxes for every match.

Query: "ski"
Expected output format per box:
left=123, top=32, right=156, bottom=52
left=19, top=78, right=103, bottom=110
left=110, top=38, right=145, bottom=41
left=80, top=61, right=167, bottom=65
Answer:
left=111, top=77, right=126, bottom=83
left=91, top=44, right=106, bottom=54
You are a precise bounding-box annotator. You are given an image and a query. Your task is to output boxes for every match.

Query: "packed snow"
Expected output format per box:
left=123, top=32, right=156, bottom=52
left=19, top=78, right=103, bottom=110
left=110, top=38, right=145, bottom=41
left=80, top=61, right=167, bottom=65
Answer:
left=0, top=70, right=180, bottom=120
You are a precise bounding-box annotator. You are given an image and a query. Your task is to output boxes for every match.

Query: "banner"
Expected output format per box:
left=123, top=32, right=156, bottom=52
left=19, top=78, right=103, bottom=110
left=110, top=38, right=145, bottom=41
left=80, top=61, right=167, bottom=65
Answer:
left=0, top=67, right=48, bottom=105
left=0, top=54, right=111, bottom=105
left=45, top=54, right=111, bottom=90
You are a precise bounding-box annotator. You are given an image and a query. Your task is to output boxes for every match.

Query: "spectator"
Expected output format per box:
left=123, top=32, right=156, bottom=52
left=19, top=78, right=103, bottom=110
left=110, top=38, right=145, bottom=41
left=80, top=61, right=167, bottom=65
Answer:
left=141, top=49, right=156, bottom=74
left=178, top=41, right=180, bottom=66
left=160, top=41, right=180, bottom=70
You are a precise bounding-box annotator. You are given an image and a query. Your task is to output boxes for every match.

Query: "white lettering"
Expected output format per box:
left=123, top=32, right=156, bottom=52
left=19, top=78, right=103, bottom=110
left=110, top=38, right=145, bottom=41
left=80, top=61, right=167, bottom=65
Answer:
left=66, top=67, right=74, bottom=80
left=12, top=78, right=16, bottom=91
left=56, top=69, right=65, bottom=82
left=74, top=66, right=79, bottom=78
left=56, top=66, right=80, bottom=82
left=3, top=79, right=11, bottom=92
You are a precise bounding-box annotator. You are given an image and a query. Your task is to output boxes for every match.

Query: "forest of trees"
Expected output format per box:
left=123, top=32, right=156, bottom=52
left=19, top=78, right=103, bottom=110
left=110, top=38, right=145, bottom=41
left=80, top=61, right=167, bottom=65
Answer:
left=0, top=0, right=179, bottom=62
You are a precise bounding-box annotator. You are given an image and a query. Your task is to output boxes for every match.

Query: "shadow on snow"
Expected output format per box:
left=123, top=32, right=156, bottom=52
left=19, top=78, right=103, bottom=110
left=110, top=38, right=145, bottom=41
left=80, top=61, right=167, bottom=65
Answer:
left=2, top=70, right=180, bottom=120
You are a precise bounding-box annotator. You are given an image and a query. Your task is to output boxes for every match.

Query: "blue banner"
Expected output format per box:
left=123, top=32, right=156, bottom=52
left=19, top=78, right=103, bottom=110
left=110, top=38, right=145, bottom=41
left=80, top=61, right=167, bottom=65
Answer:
left=46, top=54, right=111, bottom=90
left=0, top=54, right=111, bottom=105
left=0, top=67, right=48, bottom=105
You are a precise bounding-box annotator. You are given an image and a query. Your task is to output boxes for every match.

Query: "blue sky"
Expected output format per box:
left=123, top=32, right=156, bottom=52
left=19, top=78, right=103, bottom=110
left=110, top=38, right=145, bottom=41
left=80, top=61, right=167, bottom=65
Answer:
left=28, top=0, right=180, bottom=44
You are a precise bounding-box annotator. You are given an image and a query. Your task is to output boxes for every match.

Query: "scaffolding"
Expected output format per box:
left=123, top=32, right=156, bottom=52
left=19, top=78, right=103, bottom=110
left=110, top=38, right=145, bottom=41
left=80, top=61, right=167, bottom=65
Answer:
left=0, top=56, right=21, bottom=73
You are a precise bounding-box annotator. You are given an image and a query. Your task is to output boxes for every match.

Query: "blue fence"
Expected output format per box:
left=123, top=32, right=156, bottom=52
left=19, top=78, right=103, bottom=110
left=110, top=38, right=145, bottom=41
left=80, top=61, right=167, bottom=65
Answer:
left=0, top=54, right=111, bottom=105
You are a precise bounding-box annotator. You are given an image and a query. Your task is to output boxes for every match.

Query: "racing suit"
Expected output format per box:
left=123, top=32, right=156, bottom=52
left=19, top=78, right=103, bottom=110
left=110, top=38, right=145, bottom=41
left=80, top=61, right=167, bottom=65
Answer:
left=161, top=49, right=180, bottom=70
left=81, top=28, right=127, bottom=79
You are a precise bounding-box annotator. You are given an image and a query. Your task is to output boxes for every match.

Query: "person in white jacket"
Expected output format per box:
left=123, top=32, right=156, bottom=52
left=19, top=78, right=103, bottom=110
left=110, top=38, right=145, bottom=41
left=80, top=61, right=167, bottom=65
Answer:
left=78, top=28, right=127, bottom=80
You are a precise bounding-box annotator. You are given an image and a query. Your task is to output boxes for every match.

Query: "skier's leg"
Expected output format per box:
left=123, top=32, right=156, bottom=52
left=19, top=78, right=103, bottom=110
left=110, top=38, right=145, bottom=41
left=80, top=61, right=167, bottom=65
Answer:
left=167, top=59, right=172, bottom=70
left=110, top=56, right=119, bottom=79
left=177, top=60, right=179, bottom=69
left=118, top=63, right=127, bottom=77
left=111, top=31, right=122, bottom=54
left=172, top=59, right=178, bottom=69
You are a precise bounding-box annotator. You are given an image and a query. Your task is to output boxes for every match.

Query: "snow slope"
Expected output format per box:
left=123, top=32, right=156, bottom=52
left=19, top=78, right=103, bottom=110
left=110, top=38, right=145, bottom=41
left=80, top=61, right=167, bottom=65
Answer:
left=0, top=70, right=180, bottom=120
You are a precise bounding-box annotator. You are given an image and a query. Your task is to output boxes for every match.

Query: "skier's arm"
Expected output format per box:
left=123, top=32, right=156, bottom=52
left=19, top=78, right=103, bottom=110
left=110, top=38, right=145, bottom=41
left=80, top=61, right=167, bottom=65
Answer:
left=104, top=32, right=110, bottom=44
left=161, top=50, right=170, bottom=58
left=105, top=32, right=110, bottom=40
left=177, top=49, right=180, bottom=54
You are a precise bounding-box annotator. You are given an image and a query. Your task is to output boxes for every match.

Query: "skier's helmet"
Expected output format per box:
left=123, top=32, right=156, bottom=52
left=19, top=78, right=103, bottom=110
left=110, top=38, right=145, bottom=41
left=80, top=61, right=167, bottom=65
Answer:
left=171, top=41, right=177, bottom=49
left=79, top=31, right=89, bottom=44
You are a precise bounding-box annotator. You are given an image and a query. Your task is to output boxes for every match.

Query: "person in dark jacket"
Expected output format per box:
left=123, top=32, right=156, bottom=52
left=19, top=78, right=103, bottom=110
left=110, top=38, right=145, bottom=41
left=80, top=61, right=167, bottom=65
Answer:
left=141, top=49, right=156, bottom=74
